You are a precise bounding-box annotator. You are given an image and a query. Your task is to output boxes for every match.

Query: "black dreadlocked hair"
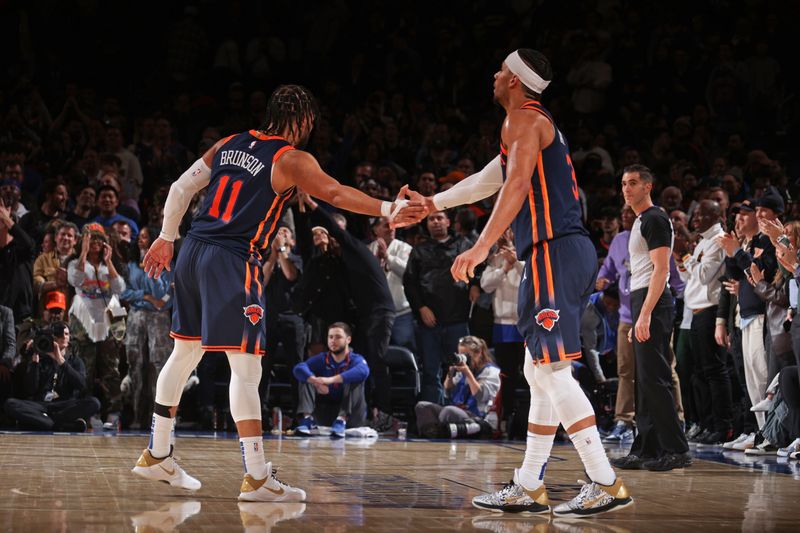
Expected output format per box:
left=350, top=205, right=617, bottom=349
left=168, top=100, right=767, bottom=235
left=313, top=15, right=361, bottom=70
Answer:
left=258, top=84, right=319, bottom=142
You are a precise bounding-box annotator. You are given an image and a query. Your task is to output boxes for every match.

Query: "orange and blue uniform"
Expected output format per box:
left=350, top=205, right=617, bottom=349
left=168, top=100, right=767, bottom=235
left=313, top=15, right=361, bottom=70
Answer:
left=170, top=130, right=295, bottom=355
left=501, top=101, right=596, bottom=364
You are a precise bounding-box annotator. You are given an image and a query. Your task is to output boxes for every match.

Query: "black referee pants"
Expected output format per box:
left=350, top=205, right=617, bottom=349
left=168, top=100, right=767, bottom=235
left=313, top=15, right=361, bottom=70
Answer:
left=630, top=288, right=689, bottom=458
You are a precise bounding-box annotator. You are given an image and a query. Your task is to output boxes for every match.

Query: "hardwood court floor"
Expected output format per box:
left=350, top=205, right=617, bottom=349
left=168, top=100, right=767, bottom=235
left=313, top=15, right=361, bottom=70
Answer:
left=0, top=433, right=797, bottom=532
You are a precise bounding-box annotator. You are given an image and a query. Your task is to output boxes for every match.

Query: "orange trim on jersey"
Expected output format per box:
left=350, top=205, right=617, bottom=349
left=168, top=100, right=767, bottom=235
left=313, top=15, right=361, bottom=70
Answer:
left=541, top=344, right=552, bottom=365
left=500, top=143, right=508, bottom=155
left=273, top=145, right=295, bottom=163
left=521, top=99, right=541, bottom=108
left=258, top=194, right=291, bottom=250
left=202, top=345, right=266, bottom=355
left=249, top=196, right=283, bottom=254
left=244, top=261, right=252, bottom=294
left=527, top=186, right=539, bottom=244
left=170, top=332, right=201, bottom=340
left=248, top=130, right=288, bottom=142
left=253, top=262, right=263, bottom=298
left=537, top=152, right=554, bottom=240
left=542, top=240, right=556, bottom=305
left=562, top=351, right=582, bottom=361
left=220, top=134, right=237, bottom=147
left=531, top=245, right=541, bottom=308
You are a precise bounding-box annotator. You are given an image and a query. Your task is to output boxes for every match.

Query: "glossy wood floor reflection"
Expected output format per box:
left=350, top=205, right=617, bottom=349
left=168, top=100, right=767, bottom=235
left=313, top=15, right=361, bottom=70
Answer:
left=0, top=433, right=797, bottom=532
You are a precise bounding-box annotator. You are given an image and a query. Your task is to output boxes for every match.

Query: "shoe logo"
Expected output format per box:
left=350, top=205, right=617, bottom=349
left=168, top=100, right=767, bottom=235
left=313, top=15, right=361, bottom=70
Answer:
left=159, top=463, right=176, bottom=476
left=243, top=304, right=264, bottom=325
left=535, top=308, right=560, bottom=331
left=266, top=486, right=285, bottom=496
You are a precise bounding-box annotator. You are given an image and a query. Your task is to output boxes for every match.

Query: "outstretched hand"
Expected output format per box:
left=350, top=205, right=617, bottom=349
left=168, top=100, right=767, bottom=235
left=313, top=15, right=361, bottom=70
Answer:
left=391, top=185, right=433, bottom=228
left=143, top=237, right=174, bottom=279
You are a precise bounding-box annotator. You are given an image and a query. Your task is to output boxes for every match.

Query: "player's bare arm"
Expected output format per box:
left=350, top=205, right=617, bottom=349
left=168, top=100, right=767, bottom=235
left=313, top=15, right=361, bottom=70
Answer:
left=451, top=110, right=550, bottom=282
left=143, top=138, right=226, bottom=279
left=273, top=149, right=426, bottom=223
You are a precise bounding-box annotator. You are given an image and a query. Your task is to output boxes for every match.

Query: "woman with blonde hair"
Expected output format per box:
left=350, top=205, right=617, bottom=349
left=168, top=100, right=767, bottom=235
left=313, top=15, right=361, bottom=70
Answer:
left=414, top=335, right=501, bottom=438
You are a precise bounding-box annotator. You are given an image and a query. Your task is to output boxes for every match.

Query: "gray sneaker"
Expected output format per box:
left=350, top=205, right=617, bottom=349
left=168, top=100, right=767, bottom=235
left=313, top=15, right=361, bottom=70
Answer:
left=472, top=469, right=550, bottom=515
left=552, top=478, right=633, bottom=518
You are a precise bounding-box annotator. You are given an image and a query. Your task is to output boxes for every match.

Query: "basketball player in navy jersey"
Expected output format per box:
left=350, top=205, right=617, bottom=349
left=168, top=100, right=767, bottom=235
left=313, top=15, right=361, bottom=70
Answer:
left=403, top=50, right=632, bottom=517
left=131, top=85, right=423, bottom=502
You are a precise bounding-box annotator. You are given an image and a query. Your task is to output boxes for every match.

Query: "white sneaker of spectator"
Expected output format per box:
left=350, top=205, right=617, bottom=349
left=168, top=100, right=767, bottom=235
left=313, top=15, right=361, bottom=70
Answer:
left=731, top=432, right=756, bottom=451
left=777, top=438, right=800, bottom=458
left=745, top=439, right=778, bottom=455
left=750, top=397, right=773, bottom=412
left=723, top=433, right=751, bottom=450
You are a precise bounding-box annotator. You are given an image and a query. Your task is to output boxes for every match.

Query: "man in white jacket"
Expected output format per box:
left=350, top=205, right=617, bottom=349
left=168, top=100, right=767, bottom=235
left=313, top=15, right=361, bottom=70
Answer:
left=369, top=216, right=415, bottom=351
left=674, top=199, right=733, bottom=445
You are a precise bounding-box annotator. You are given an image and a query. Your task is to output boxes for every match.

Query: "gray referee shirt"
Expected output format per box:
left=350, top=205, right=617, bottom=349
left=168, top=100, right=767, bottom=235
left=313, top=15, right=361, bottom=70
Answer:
left=629, top=206, right=673, bottom=291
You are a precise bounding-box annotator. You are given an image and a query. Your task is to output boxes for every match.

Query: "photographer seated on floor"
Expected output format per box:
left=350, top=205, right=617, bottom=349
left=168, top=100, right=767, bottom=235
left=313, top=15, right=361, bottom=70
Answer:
left=415, top=335, right=501, bottom=439
left=292, top=322, right=370, bottom=439
left=3, top=321, right=100, bottom=432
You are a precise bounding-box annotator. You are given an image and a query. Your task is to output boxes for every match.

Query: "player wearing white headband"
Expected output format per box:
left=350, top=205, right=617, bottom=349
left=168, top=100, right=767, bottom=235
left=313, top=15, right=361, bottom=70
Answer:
left=401, top=49, right=634, bottom=518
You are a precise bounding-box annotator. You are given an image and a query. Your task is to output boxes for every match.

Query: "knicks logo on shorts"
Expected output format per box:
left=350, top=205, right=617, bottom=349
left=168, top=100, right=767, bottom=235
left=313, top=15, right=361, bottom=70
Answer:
left=535, top=308, right=560, bottom=331
left=243, top=304, right=264, bottom=325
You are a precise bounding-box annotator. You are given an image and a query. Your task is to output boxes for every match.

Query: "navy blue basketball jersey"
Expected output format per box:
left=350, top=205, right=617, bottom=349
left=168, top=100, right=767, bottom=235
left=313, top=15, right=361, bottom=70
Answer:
left=188, top=130, right=295, bottom=260
left=500, top=101, right=587, bottom=259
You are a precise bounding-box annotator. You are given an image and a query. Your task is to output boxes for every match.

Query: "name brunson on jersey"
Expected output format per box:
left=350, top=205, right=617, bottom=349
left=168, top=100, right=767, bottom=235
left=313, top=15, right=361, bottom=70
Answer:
left=220, top=150, right=265, bottom=176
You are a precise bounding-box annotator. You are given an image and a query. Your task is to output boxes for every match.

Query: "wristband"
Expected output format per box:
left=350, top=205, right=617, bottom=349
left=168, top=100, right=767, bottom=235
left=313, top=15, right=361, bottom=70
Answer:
left=159, top=231, right=175, bottom=243
left=380, top=201, right=392, bottom=217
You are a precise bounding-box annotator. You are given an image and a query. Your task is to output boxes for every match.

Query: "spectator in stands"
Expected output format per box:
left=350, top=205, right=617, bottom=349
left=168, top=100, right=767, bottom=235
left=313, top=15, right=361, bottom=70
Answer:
left=260, top=225, right=305, bottom=419
left=597, top=205, right=636, bottom=443
left=32, top=221, right=77, bottom=315
left=299, top=194, right=396, bottom=430
left=0, top=199, right=35, bottom=322
left=718, top=198, right=775, bottom=435
left=66, top=184, right=96, bottom=229
left=480, top=227, right=524, bottom=421
left=0, top=305, right=15, bottom=405
left=19, top=179, right=68, bottom=252
left=3, top=321, right=100, bottom=432
left=404, top=210, right=476, bottom=404
left=414, top=336, right=500, bottom=439
left=369, top=216, right=415, bottom=351
left=120, top=227, right=173, bottom=428
left=580, top=285, right=621, bottom=384
left=66, top=223, right=125, bottom=429
left=675, top=199, right=733, bottom=445
left=294, top=322, right=370, bottom=439
left=93, top=185, right=139, bottom=239
left=104, top=126, right=144, bottom=205
left=0, top=179, right=27, bottom=219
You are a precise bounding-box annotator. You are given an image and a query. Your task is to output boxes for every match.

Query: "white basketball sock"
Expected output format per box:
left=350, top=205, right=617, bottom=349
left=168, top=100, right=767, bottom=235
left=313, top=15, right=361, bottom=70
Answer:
left=239, top=436, right=268, bottom=480
left=518, top=431, right=555, bottom=489
left=570, top=426, right=616, bottom=486
left=148, top=414, right=173, bottom=458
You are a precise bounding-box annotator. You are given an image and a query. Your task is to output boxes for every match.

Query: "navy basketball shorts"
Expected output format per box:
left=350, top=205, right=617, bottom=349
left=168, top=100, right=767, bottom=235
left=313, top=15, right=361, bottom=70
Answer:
left=517, top=234, right=597, bottom=364
left=170, top=237, right=267, bottom=355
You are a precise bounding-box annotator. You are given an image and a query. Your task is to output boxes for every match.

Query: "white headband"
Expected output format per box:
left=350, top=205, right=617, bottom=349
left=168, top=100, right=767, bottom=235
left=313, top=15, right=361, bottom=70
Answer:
left=505, top=51, right=550, bottom=94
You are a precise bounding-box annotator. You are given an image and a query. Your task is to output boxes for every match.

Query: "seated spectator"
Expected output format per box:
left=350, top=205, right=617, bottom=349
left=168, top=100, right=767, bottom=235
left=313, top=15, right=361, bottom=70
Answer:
left=67, top=223, right=126, bottom=429
left=32, top=221, right=77, bottom=315
left=414, top=336, right=501, bottom=439
left=120, top=227, right=173, bottom=428
left=0, top=199, right=35, bottom=322
left=580, top=285, right=621, bottom=383
left=293, top=323, right=370, bottom=439
left=92, top=185, right=139, bottom=239
left=3, top=321, right=100, bottom=431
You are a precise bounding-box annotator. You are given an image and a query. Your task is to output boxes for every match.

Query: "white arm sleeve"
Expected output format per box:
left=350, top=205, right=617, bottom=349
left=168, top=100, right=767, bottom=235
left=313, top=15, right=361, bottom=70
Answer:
left=432, top=155, right=504, bottom=210
left=159, top=158, right=212, bottom=242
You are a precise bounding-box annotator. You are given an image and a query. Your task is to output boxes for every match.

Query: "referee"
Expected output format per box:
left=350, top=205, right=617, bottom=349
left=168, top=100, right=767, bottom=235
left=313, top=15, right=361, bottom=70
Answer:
left=612, top=164, right=691, bottom=472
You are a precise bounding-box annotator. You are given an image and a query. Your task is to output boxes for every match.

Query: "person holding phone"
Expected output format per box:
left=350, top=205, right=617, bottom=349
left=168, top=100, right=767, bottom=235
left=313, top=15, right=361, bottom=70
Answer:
left=66, top=222, right=126, bottom=430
